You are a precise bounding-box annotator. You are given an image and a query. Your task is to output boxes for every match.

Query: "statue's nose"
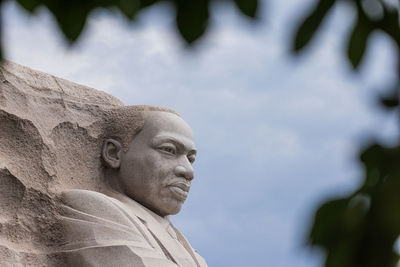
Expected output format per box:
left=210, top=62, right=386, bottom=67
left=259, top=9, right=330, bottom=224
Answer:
left=174, top=165, right=194, bottom=181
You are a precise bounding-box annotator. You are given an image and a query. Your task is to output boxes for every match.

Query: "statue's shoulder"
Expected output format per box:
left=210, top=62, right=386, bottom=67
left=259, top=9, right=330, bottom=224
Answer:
left=62, top=189, right=112, bottom=206
left=61, top=189, right=134, bottom=227
left=62, top=189, right=115, bottom=213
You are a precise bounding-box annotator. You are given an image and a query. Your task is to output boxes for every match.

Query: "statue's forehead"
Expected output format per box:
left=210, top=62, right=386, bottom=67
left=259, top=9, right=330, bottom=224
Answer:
left=143, top=111, right=194, bottom=138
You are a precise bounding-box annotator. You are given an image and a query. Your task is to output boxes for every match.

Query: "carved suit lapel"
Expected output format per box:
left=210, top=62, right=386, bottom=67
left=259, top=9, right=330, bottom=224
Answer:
left=171, top=224, right=202, bottom=267
left=109, top=192, right=196, bottom=267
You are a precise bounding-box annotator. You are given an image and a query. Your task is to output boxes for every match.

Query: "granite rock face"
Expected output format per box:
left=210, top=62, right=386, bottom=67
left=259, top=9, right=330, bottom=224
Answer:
left=0, top=61, right=124, bottom=266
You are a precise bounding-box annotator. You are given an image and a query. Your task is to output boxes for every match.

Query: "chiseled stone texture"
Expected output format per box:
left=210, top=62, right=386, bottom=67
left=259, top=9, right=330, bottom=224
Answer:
left=0, top=61, right=123, bottom=266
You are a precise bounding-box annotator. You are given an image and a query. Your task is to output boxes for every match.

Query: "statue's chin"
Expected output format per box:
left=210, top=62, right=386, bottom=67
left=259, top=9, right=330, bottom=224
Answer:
left=131, top=194, right=185, bottom=217
left=151, top=200, right=183, bottom=217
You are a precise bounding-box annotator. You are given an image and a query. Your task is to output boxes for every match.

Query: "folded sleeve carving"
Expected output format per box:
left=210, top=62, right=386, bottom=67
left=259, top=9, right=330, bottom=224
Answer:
left=59, top=189, right=207, bottom=267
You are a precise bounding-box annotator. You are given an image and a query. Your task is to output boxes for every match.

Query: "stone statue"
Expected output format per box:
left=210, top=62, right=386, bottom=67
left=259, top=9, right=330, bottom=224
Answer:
left=0, top=61, right=207, bottom=266
left=60, top=106, right=207, bottom=267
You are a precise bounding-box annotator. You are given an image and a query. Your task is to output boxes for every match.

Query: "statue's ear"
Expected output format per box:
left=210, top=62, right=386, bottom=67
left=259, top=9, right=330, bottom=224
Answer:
left=102, top=139, right=122, bottom=169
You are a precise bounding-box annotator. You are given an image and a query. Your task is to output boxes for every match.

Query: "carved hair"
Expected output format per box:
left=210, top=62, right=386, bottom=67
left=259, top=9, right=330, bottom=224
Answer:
left=102, top=105, right=179, bottom=150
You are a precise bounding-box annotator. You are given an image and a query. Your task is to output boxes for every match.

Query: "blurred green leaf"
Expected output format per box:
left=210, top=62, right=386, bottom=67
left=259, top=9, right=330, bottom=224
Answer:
left=292, top=0, right=336, bottom=52
left=309, top=198, right=351, bottom=247
left=10, top=0, right=259, bottom=49
left=16, top=0, right=41, bottom=12
left=117, top=0, right=140, bottom=19
left=347, top=11, right=373, bottom=69
left=45, top=1, right=92, bottom=42
left=309, top=143, right=400, bottom=267
left=233, top=0, right=258, bottom=18
left=382, top=176, right=400, bottom=233
left=380, top=95, right=399, bottom=109
left=324, top=241, right=355, bottom=267
left=378, top=6, right=400, bottom=46
left=360, top=144, right=383, bottom=173
left=175, top=0, right=209, bottom=44
left=139, top=0, right=157, bottom=9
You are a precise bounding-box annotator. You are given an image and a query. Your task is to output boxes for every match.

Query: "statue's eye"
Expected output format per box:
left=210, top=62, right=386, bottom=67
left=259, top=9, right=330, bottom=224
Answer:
left=159, top=146, right=176, bottom=155
left=188, top=156, right=196, bottom=164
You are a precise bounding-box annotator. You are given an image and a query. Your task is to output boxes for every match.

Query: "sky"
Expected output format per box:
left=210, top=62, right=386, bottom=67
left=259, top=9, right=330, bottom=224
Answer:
left=3, top=0, right=399, bottom=266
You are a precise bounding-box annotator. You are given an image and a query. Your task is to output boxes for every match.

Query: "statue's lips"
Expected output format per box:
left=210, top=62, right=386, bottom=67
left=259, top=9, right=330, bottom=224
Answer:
left=168, top=183, right=190, bottom=201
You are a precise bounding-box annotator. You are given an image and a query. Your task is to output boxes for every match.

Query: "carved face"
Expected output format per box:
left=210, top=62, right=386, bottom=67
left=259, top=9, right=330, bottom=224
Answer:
left=118, top=111, right=197, bottom=216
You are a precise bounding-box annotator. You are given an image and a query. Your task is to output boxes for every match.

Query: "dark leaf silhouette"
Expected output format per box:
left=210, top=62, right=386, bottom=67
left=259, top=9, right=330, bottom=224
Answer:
left=233, top=0, right=258, bottom=18
left=292, top=0, right=336, bottom=52
left=4, top=0, right=260, bottom=56
left=116, top=0, right=140, bottom=19
left=347, top=10, right=372, bottom=69
left=308, top=143, right=400, bottom=267
left=309, top=198, right=351, bottom=247
left=380, top=96, right=399, bottom=109
left=378, top=6, right=400, bottom=46
left=47, top=1, right=92, bottom=42
left=175, top=0, right=209, bottom=44
left=292, top=1, right=400, bottom=265
left=16, top=0, right=41, bottom=12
